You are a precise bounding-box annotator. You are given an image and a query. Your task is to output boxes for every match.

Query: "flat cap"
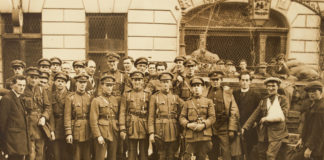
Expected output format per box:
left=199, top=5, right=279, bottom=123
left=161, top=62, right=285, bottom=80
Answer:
left=25, top=67, right=41, bottom=76
left=130, top=71, right=144, bottom=79
left=174, top=56, right=186, bottom=63
left=74, top=73, right=89, bottom=82
left=259, top=62, right=268, bottom=68
left=101, top=75, right=116, bottom=84
left=134, top=57, right=148, bottom=66
left=208, top=70, right=225, bottom=79
left=39, top=72, right=50, bottom=79
left=54, top=72, right=69, bottom=82
left=72, top=60, right=85, bottom=67
left=225, top=60, right=233, bottom=65
left=217, top=59, right=225, bottom=65
left=304, top=81, right=323, bottom=91
left=190, top=77, right=204, bottom=86
left=50, top=57, right=62, bottom=65
left=264, top=77, right=282, bottom=85
left=11, top=60, right=26, bottom=68
left=106, top=53, right=120, bottom=62
left=158, top=72, right=174, bottom=80
left=183, top=58, right=198, bottom=67
left=37, top=58, right=51, bottom=66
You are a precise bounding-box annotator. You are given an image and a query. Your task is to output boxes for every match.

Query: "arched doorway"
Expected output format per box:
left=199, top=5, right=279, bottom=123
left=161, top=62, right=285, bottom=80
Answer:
left=180, top=2, right=289, bottom=67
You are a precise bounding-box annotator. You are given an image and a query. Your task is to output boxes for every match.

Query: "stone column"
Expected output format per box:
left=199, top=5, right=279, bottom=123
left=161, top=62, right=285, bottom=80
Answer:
left=259, top=34, right=267, bottom=63
left=179, top=22, right=186, bottom=56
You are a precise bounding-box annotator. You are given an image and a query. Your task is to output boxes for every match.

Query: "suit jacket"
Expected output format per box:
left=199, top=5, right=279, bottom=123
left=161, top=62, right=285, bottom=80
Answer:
left=243, top=94, right=289, bottom=142
left=0, top=91, right=29, bottom=155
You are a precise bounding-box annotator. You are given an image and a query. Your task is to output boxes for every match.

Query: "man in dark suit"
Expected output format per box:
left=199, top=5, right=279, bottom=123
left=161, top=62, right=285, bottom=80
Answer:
left=242, top=77, right=289, bottom=160
left=0, top=75, right=29, bottom=160
left=233, top=71, right=261, bottom=159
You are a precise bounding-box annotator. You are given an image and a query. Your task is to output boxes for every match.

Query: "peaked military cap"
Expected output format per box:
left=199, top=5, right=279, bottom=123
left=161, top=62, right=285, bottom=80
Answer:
left=39, top=72, right=50, bottom=79
left=54, top=72, right=69, bottom=82
left=183, top=58, right=198, bottom=67
left=106, top=53, right=120, bottom=62
left=72, top=60, right=85, bottom=68
left=304, top=81, right=323, bottom=92
left=101, top=75, right=116, bottom=84
left=190, top=77, right=204, bottom=86
left=134, top=57, right=148, bottom=66
left=37, top=58, right=51, bottom=66
left=11, top=60, right=26, bottom=68
left=25, top=67, right=41, bottom=76
left=208, top=70, right=225, bottom=79
left=158, top=72, right=174, bottom=80
left=264, top=77, right=282, bottom=85
left=50, top=57, right=62, bottom=65
left=130, top=71, right=144, bottom=79
left=174, top=56, right=186, bottom=63
left=74, top=73, right=89, bottom=82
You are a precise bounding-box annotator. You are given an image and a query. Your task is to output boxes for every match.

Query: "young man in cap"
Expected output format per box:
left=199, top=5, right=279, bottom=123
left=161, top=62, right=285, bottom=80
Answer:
left=170, top=56, right=186, bottom=74
left=242, top=77, right=289, bottom=160
left=134, top=57, right=148, bottom=73
left=0, top=75, right=29, bottom=160
left=148, top=72, right=184, bottom=160
left=206, top=70, right=239, bottom=160
left=254, top=62, right=271, bottom=79
left=5, top=60, right=26, bottom=89
left=173, top=58, right=199, bottom=101
left=64, top=73, right=92, bottom=160
left=50, top=72, right=72, bottom=160
left=38, top=58, right=52, bottom=74
left=233, top=71, right=261, bottom=159
left=22, top=67, right=52, bottom=160
left=179, top=77, right=216, bottom=160
left=39, top=72, right=50, bottom=89
left=272, top=53, right=290, bottom=79
left=119, top=71, right=151, bottom=160
left=292, top=81, right=324, bottom=160
left=49, top=57, right=62, bottom=86
left=69, top=60, right=86, bottom=92
left=90, top=75, right=120, bottom=160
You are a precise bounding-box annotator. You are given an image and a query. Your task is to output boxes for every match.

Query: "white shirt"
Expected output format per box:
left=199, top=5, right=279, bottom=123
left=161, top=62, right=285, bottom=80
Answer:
left=241, top=88, right=249, bottom=93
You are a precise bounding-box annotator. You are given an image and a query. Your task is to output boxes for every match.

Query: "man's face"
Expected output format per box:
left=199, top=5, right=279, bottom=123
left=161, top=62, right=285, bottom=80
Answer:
left=12, top=79, right=26, bottom=94
left=136, top=64, right=147, bottom=73
left=26, top=75, right=39, bottom=87
left=148, top=64, right=156, bottom=75
left=13, top=67, right=24, bottom=75
left=156, top=65, right=166, bottom=75
left=191, top=84, right=203, bottom=96
left=86, top=61, right=96, bottom=76
left=40, top=65, right=51, bottom=73
left=74, top=66, right=85, bottom=75
left=39, top=78, right=49, bottom=88
left=259, top=67, right=267, bottom=74
left=266, top=82, right=279, bottom=95
left=101, top=83, right=114, bottom=95
left=51, top=64, right=61, bottom=73
left=240, top=74, right=251, bottom=90
left=307, top=90, right=322, bottom=101
left=132, top=78, right=144, bottom=90
left=210, top=78, right=222, bottom=88
left=62, top=64, right=71, bottom=75
left=239, top=62, right=247, bottom=70
left=107, top=60, right=118, bottom=71
left=175, top=61, right=184, bottom=70
left=123, top=59, right=133, bottom=72
left=76, top=81, right=87, bottom=92
left=160, top=79, right=172, bottom=92
left=185, top=65, right=197, bottom=76
left=55, top=79, right=67, bottom=91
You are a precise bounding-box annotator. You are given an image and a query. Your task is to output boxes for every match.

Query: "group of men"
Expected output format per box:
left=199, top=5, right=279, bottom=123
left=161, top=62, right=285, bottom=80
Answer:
left=0, top=52, right=323, bottom=160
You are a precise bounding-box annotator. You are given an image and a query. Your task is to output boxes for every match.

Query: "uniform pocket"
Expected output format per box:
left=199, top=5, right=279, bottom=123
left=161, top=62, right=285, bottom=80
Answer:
left=127, top=121, right=134, bottom=136
left=73, top=120, right=81, bottom=140
left=199, top=105, right=208, bottom=115
left=155, top=119, right=164, bottom=138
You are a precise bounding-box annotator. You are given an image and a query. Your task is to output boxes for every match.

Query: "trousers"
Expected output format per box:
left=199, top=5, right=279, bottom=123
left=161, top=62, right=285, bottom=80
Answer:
left=72, top=140, right=91, bottom=160
left=128, top=139, right=149, bottom=160
left=208, top=134, right=231, bottom=160
left=94, top=138, right=118, bottom=160
left=183, top=141, right=212, bottom=160
left=29, top=138, right=45, bottom=160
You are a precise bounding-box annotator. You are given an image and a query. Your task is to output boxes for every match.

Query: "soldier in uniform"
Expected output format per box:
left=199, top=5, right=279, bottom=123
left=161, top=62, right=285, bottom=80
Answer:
left=206, top=70, right=239, bottom=160
left=70, top=61, right=86, bottom=92
left=39, top=72, right=50, bottom=89
left=242, top=77, right=289, bottom=160
left=179, top=77, right=216, bottom=160
left=5, top=60, right=26, bottom=89
left=173, top=58, right=199, bottom=101
left=64, top=73, right=93, bottom=160
left=119, top=71, right=150, bottom=160
left=90, top=75, right=120, bottom=160
left=50, top=72, right=72, bottom=160
left=170, top=56, right=186, bottom=74
left=145, top=62, right=167, bottom=94
left=49, top=57, right=62, bottom=86
left=22, top=67, right=52, bottom=160
left=38, top=58, right=52, bottom=74
left=148, top=72, right=184, bottom=160
left=134, top=57, right=148, bottom=73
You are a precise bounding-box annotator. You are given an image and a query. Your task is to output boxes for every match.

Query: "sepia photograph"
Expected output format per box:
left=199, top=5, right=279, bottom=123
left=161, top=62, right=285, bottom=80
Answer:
left=0, top=0, right=323, bottom=160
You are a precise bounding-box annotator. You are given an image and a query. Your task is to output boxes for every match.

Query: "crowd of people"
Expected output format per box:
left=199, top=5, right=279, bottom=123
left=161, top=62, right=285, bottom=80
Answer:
left=0, top=52, right=323, bottom=160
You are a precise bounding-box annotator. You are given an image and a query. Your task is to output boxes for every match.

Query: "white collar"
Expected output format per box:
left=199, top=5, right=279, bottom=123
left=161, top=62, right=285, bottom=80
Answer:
left=12, top=89, right=20, bottom=98
left=241, top=88, right=249, bottom=93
